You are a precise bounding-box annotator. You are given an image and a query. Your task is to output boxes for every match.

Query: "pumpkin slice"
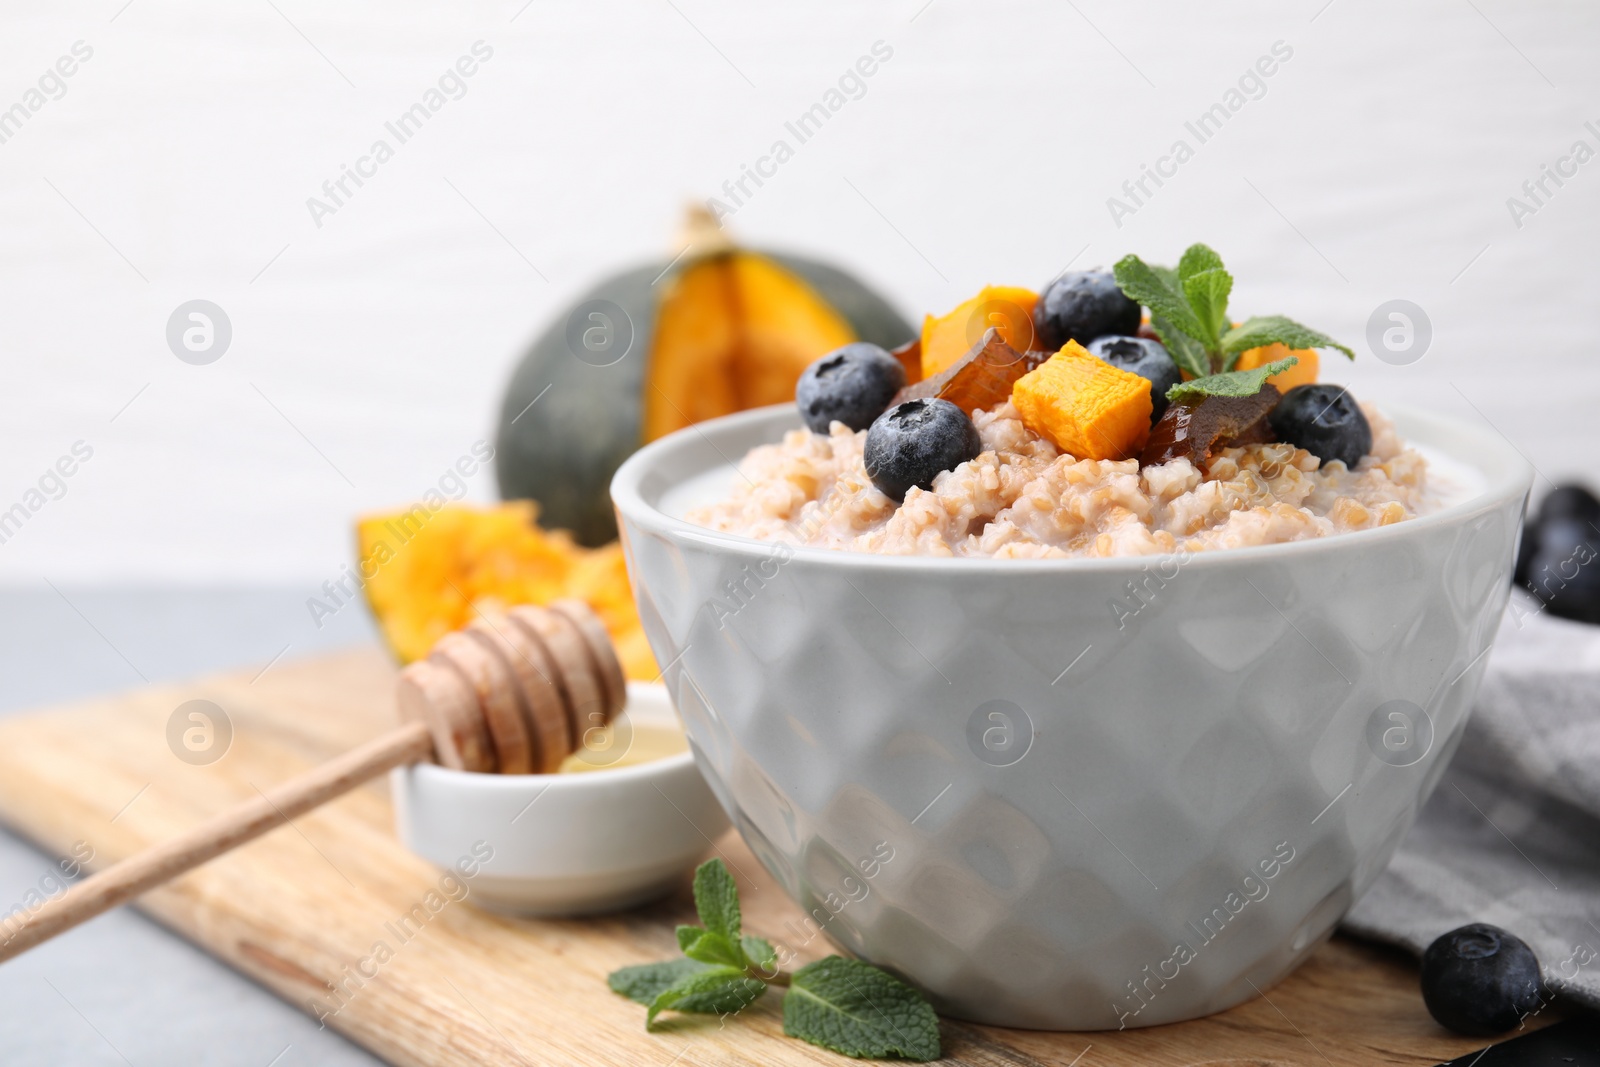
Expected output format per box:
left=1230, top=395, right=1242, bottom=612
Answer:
left=641, top=252, right=856, bottom=442
left=889, top=337, right=923, bottom=385
left=356, top=502, right=659, bottom=681
left=642, top=257, right=742, bottom=438
left=730, top=253, right=857, bottom=413
left=1234, top=342, right=1318, bottom=391
left=1011, top=341, right=1153, bottom=460
left=921, top=285, right=1039, bottom=378
left=893, top=329, right=1037, bottom=414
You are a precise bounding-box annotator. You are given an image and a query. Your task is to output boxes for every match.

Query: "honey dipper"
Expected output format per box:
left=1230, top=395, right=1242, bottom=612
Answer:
left=0, top=600, right=624, bottom=963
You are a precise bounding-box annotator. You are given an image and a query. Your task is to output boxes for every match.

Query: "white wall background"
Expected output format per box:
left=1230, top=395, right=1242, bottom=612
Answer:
left=2, top=0, right=1597, bottom=584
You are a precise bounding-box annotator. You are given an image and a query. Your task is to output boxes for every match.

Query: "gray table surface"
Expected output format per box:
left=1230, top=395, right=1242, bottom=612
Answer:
left=0, top=587, right=385, bottom=1066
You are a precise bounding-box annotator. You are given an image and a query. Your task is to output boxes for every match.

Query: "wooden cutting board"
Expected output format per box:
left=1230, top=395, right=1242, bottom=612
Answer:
left=0, top=647, right=1543, bottom=1066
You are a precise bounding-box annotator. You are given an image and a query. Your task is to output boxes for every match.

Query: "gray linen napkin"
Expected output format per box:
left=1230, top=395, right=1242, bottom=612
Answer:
left=1343, top=590, right=1600, bottom=1014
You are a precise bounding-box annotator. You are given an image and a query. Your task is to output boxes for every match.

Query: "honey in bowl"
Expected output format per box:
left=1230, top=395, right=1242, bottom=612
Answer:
left=558, top=719, right=688, bottom=774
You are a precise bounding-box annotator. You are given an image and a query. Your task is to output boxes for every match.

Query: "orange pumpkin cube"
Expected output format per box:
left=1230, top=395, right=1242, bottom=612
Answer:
left=1011, top=342, right=1153, bottom=460
left=921, top=285, right=1038, bottom=378
left=1234, top=342, right=1318, bottom=391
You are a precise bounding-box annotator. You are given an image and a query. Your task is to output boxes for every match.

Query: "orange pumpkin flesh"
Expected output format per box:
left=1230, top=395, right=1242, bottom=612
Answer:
left=1012, top=342, right=1153, bottom=461
left=357, top=503, right=658, bottom=681
left=920, top=286, right=1039, bottom=378
left=1234, top=342, right=1319, bottom=391
left=641, top=253, right=856, bottom=441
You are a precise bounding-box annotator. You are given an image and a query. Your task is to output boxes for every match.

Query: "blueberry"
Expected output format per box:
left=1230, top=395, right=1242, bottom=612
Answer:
left=1514, top=509, right=1538, bottom=588
left=1033, top=271, right=1142, bottom=351
left=1522, top=517, right=1600, bottom=623
left=1268, top=384, right=1372, bottom=468
left=863, top=399, right=982, bottom=501
left=1537, top=483, right=1600, bottom=526
left=1086, top=335, right=1181, bottom=423
left=796, top=343, right=906, bottom=434
left=1421, top=923, right=1544, bottom=1036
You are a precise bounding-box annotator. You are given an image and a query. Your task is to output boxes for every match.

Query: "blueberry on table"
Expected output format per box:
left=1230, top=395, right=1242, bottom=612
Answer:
left=1033, top=271, right=1142, bottom=352
left=1267, top=384, right=1372, bottom=468
left=1514, top=509, right=1538, bottom=588
left=796, top=343, right=907, bottom=433
left=1522, top=517, right=1600, bottom=624
left=1087, top=335, right=1181, bottom=423
left=864, top=398, right=982, bottom=501
left=1537, top=483, right=1600, bottom=525
left=1421, top=923, right=1544, bottom=1036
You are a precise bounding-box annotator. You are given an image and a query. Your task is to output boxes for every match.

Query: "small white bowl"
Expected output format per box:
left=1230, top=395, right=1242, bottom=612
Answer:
left=391, top=682, right=728, bottom=916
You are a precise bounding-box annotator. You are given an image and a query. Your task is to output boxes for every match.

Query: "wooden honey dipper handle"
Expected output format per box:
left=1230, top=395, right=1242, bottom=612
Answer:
left=0, top=600, right=625, bottom=964
left=0, top=720, right=434, bottom=964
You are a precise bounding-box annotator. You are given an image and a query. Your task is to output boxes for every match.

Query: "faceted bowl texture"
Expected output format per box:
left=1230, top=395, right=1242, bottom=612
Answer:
left=611, top=403, right=1531, bottom=1030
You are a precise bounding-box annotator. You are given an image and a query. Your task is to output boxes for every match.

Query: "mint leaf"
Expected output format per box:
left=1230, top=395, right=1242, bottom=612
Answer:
left=681, top=929, right=748, bottom=969
left=692, top=859, right=741, bottom=942
left=1166, top=358, right=1297, bottom=404
left=676, top=924, right=703, bottom=954
left=1150, top=311, right=1211, bottom=380
left=1177, top=242, right=1225, bottom=283
left=783, top=957, right=941, bottom=1062
left=610, top=958, right=719, bottom=1005
left=1113, top=255, right=1207, bottom=347
left=1182, top=267, right=1232, bottom=348
left=1221, top=315, right=1355, bottom=360
left=647, top=966, right=766, bottom=1027
left=743, top=935, right=780, bottom=974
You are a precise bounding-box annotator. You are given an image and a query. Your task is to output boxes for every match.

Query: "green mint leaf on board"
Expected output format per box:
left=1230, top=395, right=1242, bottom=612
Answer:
left=1221, top=315, right=1355, bottom=360
left=692, top=858, right=742, bottom=941
left=647, top=966, right=766, bottom=1028
left=783, top=956, right=942, bottom=1062
left=1167, top=358, right=1298, bottom=404
left=610, top=958, right=719, bottom=1005
left=1182, top=268, right=1232, bottom=349
left=1149, top=311, right=1211, bottom=380
left=1113, top=255, right=1207, bottom=347
left=681, top=929, right=749, bottom=969
left=608, top=858, right=942, bottom=1058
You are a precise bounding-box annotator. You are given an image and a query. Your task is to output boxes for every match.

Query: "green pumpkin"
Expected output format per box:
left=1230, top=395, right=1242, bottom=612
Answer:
left=495, top=230, right=912, bottom=546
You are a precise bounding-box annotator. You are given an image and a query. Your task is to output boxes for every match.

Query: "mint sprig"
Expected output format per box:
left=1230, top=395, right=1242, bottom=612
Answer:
left=1113, top=244, right=1354, bottom=390
left=607, top=859, right=941, bottom=1061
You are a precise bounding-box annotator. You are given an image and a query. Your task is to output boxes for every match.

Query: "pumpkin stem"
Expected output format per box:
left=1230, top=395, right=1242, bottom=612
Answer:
left=679, top=202, right=734, bottom=259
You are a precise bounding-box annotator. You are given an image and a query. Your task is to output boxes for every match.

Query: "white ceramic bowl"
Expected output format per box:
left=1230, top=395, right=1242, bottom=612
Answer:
left=391, top=682, right=728, bottom=916
left=611, top=402, right=1532, bottom=1030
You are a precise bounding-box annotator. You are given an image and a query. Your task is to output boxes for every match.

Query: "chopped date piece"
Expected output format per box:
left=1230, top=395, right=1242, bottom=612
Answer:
left=1140, top=385, right=1280, bottom=468
left=891, top=328, right=1040, bottom=415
